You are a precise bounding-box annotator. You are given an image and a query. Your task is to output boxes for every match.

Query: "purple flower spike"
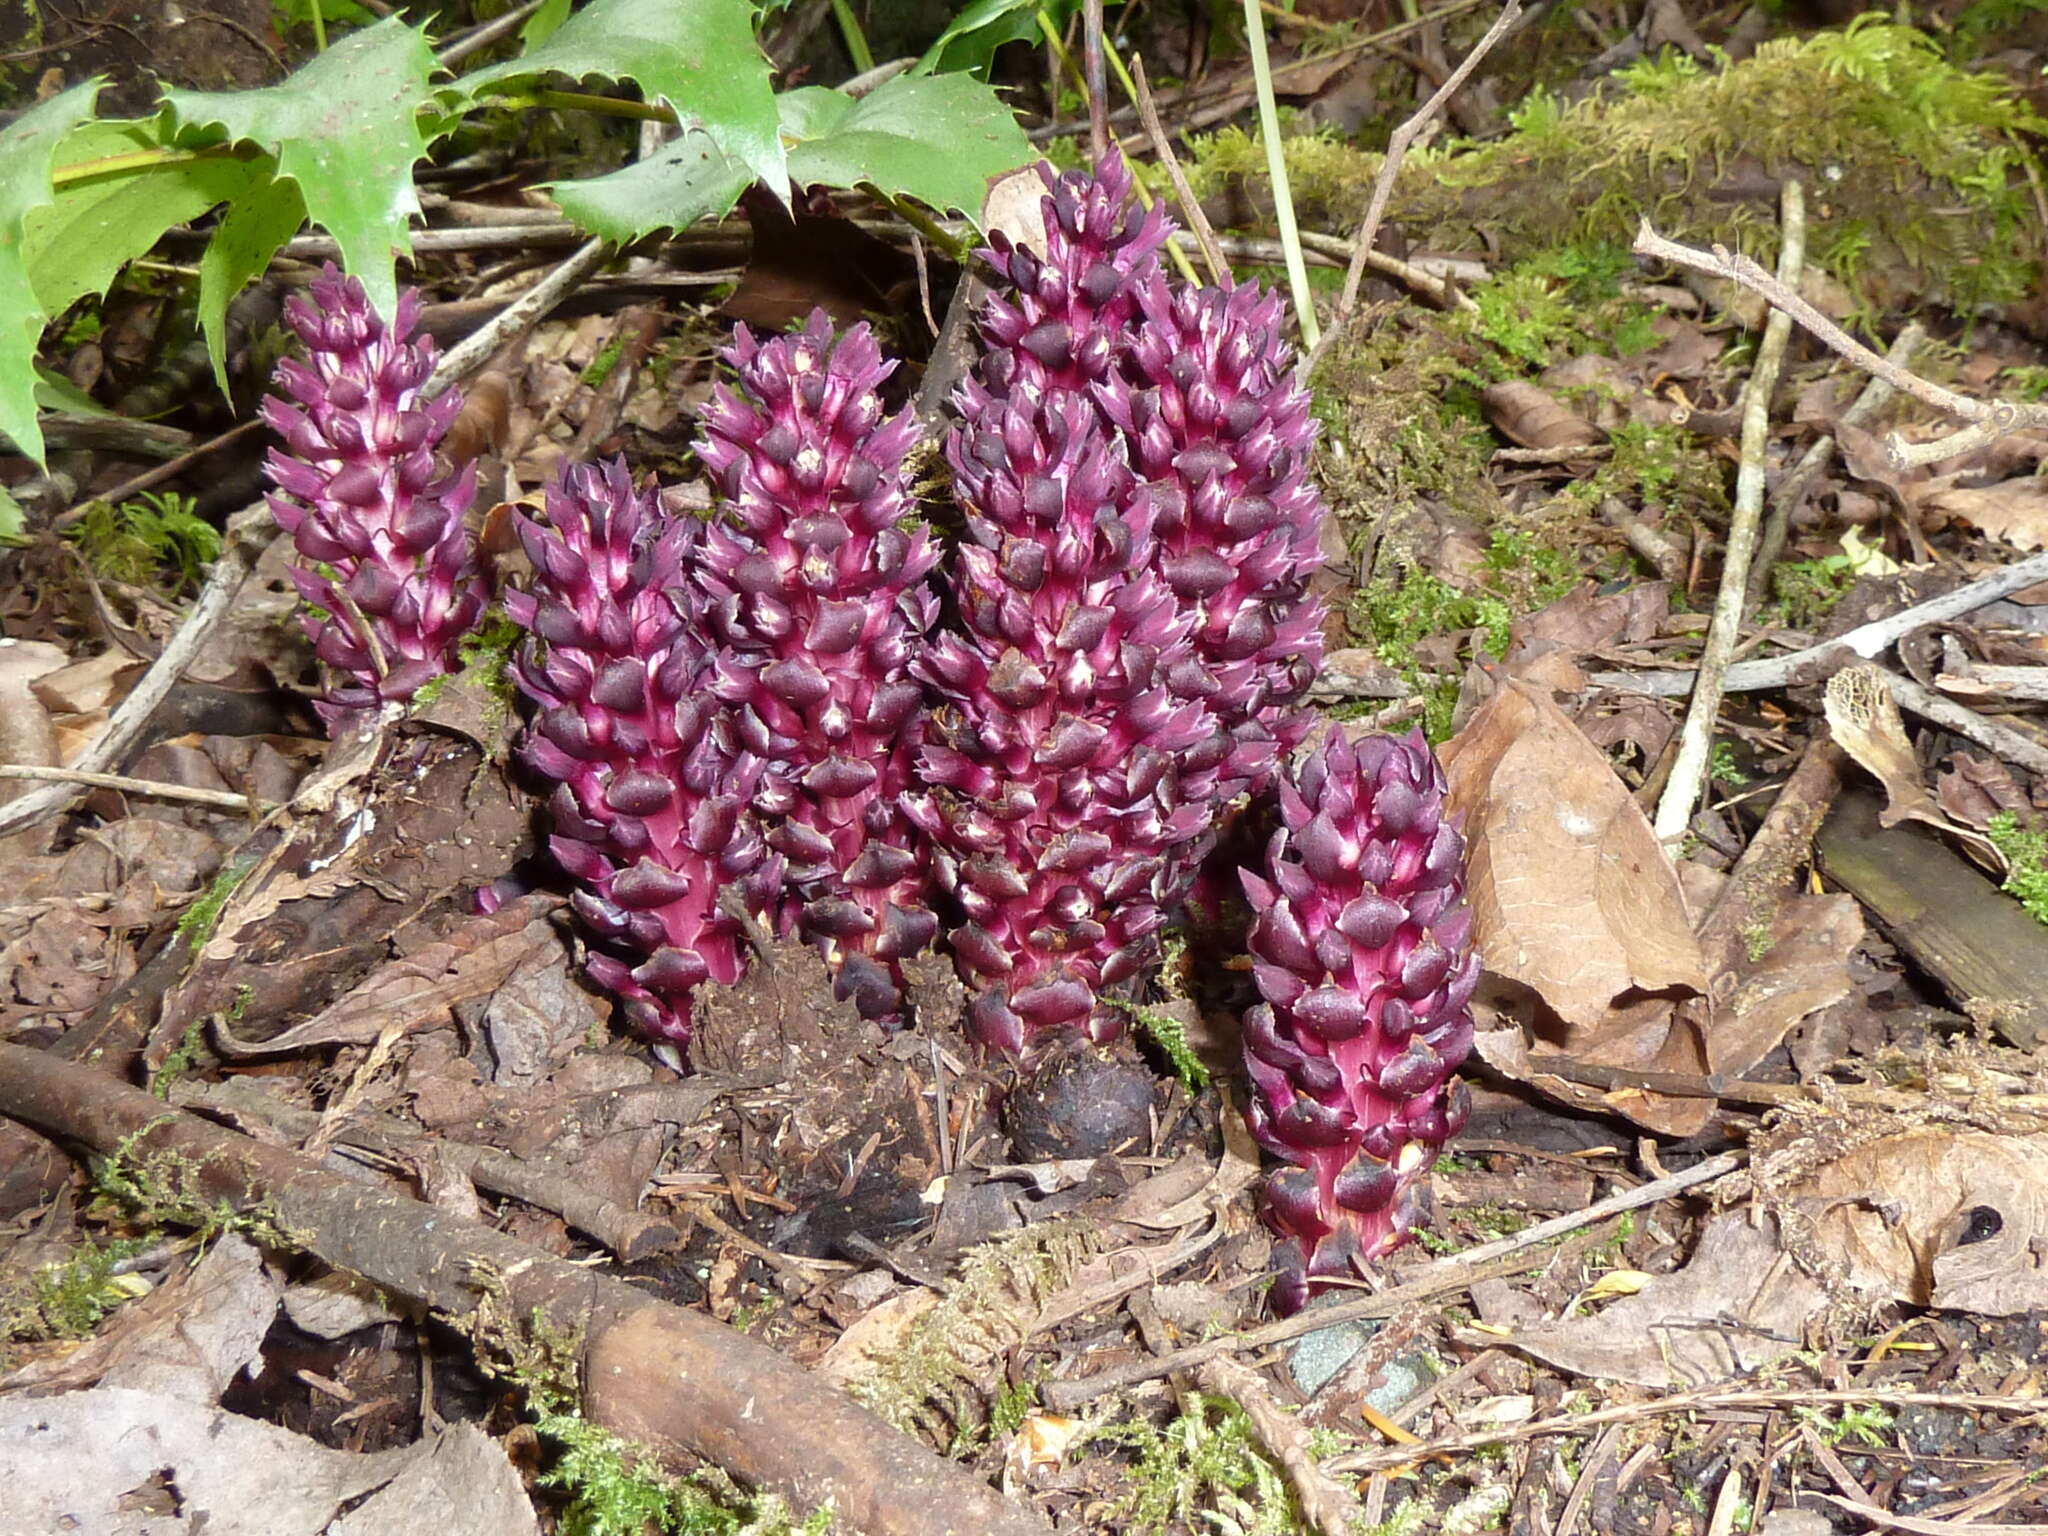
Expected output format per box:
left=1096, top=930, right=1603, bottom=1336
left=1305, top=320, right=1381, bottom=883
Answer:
left=975, top=149, right=1171, bottom=399
left=1242, top=729, right=1477, bottom=1314
left=506, top=459, right=782, bottom=1051
left=1103, top=277, right=1329, bottom=795
left=911, top=380, right=1223, bottom=1054
left=694, top=311, right=941, bottom=1020
left=261, top=263, right=486, bottom=730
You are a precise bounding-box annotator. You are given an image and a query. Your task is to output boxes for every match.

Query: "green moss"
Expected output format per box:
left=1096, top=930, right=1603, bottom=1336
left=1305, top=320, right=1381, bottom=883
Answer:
left=1086, top=1394, right=1312, bottom=1536
left=1, top=1236, right=152, bottom=1348
left=174, top=855, right=259, bottom=954
left=1187, top=20, right=2044, bottom=315
left=471, top=1304, right=828, bottom=1536
left=1988, top=811, right=2048, bottom=925
left=66, top=490, right=221, bottom=596
left=1349, top=529, right=1577, bottom=740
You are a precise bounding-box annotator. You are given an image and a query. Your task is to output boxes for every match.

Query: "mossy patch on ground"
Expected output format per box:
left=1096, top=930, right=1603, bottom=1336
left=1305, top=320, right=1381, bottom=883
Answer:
left=1186, top=20, right=2044, bottom=316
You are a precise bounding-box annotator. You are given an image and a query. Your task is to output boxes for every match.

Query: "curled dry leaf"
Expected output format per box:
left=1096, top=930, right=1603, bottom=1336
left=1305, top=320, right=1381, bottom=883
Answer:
left=1506, top=1121, right=2048, bottom=1388
left=1481, top=381, right=1605, bottom=451
left=1825, top=664, right=1995, bottom=857
left=1915, top=478, right=2048, bottom=552
left=1440, top=678, right=1707, bottom=1025
left=1442, top=680, right=1858, bottom=1134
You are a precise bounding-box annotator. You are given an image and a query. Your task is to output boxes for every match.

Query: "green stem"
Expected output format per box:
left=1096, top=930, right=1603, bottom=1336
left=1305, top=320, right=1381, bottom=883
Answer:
left=515, top=87, right=678, bottom=124
left=1240, top=0, right=1319, bottom=347
left=310, top=0, right=328, bottom=53
left=829, top=0, right=875, bottom=74
left=884, top=193, right=972, bottom=265
left=50, top=147, right=240, bottom=188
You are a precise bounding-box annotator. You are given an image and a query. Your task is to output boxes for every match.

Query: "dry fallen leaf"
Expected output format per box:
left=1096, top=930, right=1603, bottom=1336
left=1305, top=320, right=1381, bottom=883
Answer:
left=1826, top=665, right=1996, bottom=862
left=1482, top=381, right=1605, bottom=451
left=1916, top=478, right=2048, bottom=552
left=1441, top=678, right=1708, bottom=1026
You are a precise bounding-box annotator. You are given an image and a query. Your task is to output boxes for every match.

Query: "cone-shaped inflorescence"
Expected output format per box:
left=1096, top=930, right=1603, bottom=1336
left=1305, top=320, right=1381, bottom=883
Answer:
left=1100, top=277, right=1328, bottom=797
left=506, top=459, right=781, bottom=1052
left=973, top=150, right=1171, bottom=400
left=693, top=312, right=940, bottom=1020
left=262, top=264, right=486, bottom=731
left=911, top=381, right=1223, bottom=1055
left=1240, top=729, right=1478, bottom=1314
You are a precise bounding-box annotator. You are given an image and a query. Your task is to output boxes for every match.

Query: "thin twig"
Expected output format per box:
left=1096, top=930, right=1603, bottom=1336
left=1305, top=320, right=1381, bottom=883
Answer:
left=1040, top=1152, right=1742, bottom=1411
left=1743, top=323, right=1923, bottom=619
left=0, top=764, right=277, bottom=814
left=1633, top=220, right=2048, bottom=469
left=1654, top=179, right=1806, bottom=843
left=1587, top=545, right=2048, bottom=697
left=1325, top=1387, right=2048, bottom=1476
left=1886, top=669, right=2048, bottom=779
left=1305, top=0, right=1522, bottom=376
left=425, top=237, right=610, bottom=398
left=1083, top=0, right=1109, bottom=163
left=1131, top=57, right=1230, bottom=285
left=49, top=418, right=268, bottom=533
left=434, top=0, right=548, bottom=66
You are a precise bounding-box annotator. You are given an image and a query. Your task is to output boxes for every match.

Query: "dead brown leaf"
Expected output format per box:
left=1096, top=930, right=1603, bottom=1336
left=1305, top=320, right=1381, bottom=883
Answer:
left=213, top=893, right=562, bottom=1056
left=1482, top=381, right=1605, bottom=451
left=1915, top=478, right=2048, bottom=552
left=1441, top=678, right=1708, bottom=1026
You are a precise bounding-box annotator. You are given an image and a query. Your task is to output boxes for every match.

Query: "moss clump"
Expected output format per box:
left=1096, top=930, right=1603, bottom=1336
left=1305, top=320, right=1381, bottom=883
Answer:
left=66, top=490, right=221, bottom=596
left=1, top=1236, right=152, bottom=1351
left=1086, top=1394, right=1319, bottom=1536
left=1186, top=20, right=2044, bottom=315
left=1988, top=811, right=2048, bottom=926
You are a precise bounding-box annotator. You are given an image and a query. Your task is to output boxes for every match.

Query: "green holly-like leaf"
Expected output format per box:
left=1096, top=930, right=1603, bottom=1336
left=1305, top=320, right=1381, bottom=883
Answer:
left=781, top=74, right=1033, bottom=222
left=548, top=69, right=1030, bottom=246
left=24, top=120, right=269, bottom=319
left=458, top=0, right=785, bottom=199
left=549, top=130, right=751, bottom=243
left=0, top=82, right=102, bottom=470
left=199, top=176, right=308, bottom=398
left=162, top=17, right=440, bottom=322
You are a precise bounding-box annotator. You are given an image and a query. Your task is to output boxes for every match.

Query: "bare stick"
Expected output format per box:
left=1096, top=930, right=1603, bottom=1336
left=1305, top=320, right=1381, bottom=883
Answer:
left=1132, top=56, right=1230, bottom=285
left=1325, top=1386, right=2048, bottom=1477
left=1041, top=1151, right=1741, bottom=1410
left=0, top=238, right=612, bottom=841
left=1654, top=179, right=1807, bottom=844
left=1587, top=544, right=2048, bottom=697
left=1083, top=0, right=1109, bottom=162
left=1886, top=669, right=2048, bottom=779
left=434, top=0, right=548, bottom=66
left=1304, top=0, right=1522, bottom=376
left=0, top=764, right=277, bottom=815
left=1743, top=323, right=1922, bottom=618
left=425, top=236, right=610, bottom=398
left=1633, top=220, right=2048, bottom=469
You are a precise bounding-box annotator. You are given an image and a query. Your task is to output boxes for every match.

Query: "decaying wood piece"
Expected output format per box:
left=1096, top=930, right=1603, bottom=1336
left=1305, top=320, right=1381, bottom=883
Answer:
left=0, top=1041, right=1054, bottom=1536
left=1816, top=789, right=2048, bottom=1050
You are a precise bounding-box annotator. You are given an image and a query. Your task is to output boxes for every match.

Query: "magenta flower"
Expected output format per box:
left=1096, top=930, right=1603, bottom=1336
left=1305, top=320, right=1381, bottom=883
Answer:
left=910, top=381, right=1222, bottom=1054
left=1103, top=277, right=1328, bottom=795
left=261, top=264, right=486, bottom=730
left=506, top=459, right=781, bottom=1051
left=693, top=312, right=940, bottom=1018
left=1241, top=729, right=1478, bottom=1313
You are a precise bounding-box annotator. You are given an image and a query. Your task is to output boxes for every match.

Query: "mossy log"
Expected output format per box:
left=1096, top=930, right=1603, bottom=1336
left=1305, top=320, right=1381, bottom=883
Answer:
left=0, top=1041, right=1053, bottom=1536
